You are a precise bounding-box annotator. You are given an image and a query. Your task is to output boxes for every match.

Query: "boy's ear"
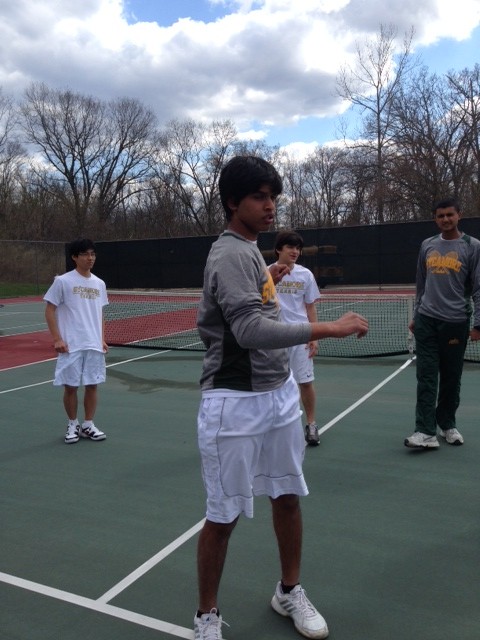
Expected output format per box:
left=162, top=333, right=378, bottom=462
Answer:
left=227, top=197, right=237, bottom=214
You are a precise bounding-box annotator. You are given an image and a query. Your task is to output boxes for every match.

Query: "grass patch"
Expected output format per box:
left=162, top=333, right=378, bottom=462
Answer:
left=0, top=282, right=48, bottom=298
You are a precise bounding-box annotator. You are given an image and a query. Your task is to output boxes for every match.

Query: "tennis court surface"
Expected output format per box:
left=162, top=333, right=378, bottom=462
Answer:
left=1, top=295, right=479, bottom=640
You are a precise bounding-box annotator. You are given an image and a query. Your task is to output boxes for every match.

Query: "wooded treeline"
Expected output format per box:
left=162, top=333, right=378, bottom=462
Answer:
left=1, top=26, right=479, bottom=241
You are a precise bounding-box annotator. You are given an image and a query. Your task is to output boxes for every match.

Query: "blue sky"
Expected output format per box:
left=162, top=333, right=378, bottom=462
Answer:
left=126, top=0, right=229, bottom=25
left=1, top=0, right=479, bottom=157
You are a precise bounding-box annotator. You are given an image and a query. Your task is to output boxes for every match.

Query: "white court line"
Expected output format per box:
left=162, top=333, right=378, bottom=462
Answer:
left=318, top=356, right=415, bottom=436
left=98, top=519, right=205, bottom=603
left=0, top=378, right=54, bottom=393
left=0, top=345, right=189, bottom=390
left=0, top=571, right=194, bottom=639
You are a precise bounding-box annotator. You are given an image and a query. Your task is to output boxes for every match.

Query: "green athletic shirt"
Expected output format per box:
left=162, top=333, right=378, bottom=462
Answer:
left=197, top=231, right=312, bottom=392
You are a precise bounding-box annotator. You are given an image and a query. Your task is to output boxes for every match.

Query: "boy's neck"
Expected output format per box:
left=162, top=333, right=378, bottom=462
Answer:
left=75, top=267, right=91, bottom=277
left=226, top=223, right=258, bottom=242
left=441, top=229, right=462, bottom=240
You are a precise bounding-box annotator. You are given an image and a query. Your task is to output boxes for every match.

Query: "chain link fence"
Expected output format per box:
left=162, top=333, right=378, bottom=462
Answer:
left=0, top=240, right=66, bottom=298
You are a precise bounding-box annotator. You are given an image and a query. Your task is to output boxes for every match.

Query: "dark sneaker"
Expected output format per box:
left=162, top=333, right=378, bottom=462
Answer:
left=438, top=427, right=464, bottom=445
left=404, top=432, right=439, bottom=448
left=194, top=609, right=227, bottom=640
left=80, top=423, right=106, bottom=441
left=305, top=423, right=320, bottom=446
left=64, top=423, right=80, bottom=444
left=271, top=582, right=329, bottom=638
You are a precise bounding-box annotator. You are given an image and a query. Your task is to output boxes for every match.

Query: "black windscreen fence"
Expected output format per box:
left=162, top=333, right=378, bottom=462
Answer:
left=80, top=218, right=480, bottom=290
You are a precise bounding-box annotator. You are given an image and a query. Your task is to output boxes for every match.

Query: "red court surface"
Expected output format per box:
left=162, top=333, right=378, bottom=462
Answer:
left=1, top=297, right=54, bottom=369
left=0, top=331, right=55, bottom=370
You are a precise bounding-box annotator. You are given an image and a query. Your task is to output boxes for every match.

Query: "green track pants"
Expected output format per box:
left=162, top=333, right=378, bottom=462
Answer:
left=414, top=313, right=470, bottom=436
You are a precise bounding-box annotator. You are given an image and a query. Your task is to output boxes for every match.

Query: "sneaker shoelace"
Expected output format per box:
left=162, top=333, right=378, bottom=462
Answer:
left=198, top=611, right=229, bottom=640
left=289, top=587, right=319, bottom=620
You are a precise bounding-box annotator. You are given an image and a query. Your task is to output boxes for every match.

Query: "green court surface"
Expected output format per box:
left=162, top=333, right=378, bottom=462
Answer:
left=1, top=342, right=479, bottom=640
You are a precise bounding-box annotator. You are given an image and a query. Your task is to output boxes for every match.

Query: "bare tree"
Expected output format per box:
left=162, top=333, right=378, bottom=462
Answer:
left=20, top=83, right=157, bottom=235
left=302, top=146, right=350, bottom=226
left=152, top=119, right=239, bottom=235
left=389, top=67, right=477, bottom=216
left=445, top=64, right=480, bottom=211
left=336, top=24, right=416, bottom=222
left=0, top=88, right=24, bottom=236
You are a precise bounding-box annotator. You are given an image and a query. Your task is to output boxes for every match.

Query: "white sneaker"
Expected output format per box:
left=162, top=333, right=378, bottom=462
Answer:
left=80, top=423, right=106, bottom=441
left=404, top=432, right=439, bottom=449
left=194, top=609, right=227, bottom=640
left=271, top=582, right=329, bottom=639
left=438, top=427, right=464, bottom=445
left=64, top=423, right=80, bottom=444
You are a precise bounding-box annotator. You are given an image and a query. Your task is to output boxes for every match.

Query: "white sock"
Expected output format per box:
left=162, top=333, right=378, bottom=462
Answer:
left=68, top=419, right=79, bottom=427
left=82, top=420, right=93, bottom=428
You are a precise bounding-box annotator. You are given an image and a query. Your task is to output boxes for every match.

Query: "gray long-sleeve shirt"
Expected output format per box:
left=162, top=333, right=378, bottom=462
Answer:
left=414, top=232, right=480, bottom=325
left=197, top=231, right=312, bottom=392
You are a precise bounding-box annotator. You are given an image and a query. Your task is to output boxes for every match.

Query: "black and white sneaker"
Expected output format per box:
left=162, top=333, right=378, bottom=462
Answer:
left=305, top=423, right=320, bottom=446
left=64, top=423, right=80, bottom=444
left=80, top=423, right=106, bottom=441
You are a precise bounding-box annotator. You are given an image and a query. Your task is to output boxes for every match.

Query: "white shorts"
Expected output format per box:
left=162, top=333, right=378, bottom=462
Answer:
left=198, top=375, right=308, bottom=523
left=53, top=350, right=106, bottom=387
left=289, top=343, right=315, bottom=384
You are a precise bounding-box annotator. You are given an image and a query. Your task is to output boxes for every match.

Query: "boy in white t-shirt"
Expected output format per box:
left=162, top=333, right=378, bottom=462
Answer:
left=272, top=231, right=322, bottom=445
left=44, top=238, right=109, bottom=444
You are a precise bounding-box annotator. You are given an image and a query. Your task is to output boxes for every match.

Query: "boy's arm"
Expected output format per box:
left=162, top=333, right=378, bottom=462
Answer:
left=102, top=311, right=109, bottom=353
left=469, top=242, right=480, bottom=341
left=310, top=312, right=368, bottom=340
left=45, top=302, right=68, bottom=353
left=217, top=248, right=368, bottom=349
left=410, top=245, right=426, bottom=332
left=305, top=301, right=319, bottom=357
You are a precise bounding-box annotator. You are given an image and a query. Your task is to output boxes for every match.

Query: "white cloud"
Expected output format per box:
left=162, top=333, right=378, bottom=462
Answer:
left=0, top=0, right=479, bottom=148
left=280, top=141, right=319, bottom=160
left=236, top=128, right=269, bottom=141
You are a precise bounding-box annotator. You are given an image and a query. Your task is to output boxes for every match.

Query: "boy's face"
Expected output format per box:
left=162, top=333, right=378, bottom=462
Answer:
left=434, top=206, right=461, bottom=236
left=276, top=243, right=301, bottom=266
left=72, top=249, right=96, bottom=275
left=227, top=185, right=277, bottom=240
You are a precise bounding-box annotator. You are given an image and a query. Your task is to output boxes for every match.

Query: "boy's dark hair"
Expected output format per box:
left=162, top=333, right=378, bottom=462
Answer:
left=69, top=238, right=96, bottom=257
left=219, top=155, right=283, bottom=220
left=432, top=197, right=461, bottom=214
left=274, top=230, right=304, bottom=256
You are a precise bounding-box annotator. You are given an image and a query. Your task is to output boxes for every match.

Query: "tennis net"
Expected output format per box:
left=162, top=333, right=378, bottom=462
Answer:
left=102, top=289, right=475, bottom=362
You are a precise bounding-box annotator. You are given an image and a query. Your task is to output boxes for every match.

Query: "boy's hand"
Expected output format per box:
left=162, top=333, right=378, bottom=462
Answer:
left=269, top=263, right=290, bottom=284
left=307, top=340, right=318, bottom=357
left=470, top=327, right=480, bottom=341
left=54, top=339, right=68, bottom=353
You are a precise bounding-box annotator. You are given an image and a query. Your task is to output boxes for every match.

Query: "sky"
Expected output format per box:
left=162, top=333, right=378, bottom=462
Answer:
left=1, top=0, right=479, bottom=158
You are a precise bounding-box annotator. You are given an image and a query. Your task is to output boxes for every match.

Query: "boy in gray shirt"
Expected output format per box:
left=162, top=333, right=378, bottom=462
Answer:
left=194, top=155, right=368, bottom=640
left=405, top=197, right=480, bottom=449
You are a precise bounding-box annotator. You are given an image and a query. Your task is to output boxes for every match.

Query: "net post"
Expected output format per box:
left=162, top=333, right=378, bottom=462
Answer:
left=407, top=295, right=414, bottom=357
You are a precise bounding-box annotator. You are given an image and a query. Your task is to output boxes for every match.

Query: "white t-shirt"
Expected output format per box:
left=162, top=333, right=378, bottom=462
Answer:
left=44, top=270, right=108, bottom=353
left=275, top=263, right=321, bottom=323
